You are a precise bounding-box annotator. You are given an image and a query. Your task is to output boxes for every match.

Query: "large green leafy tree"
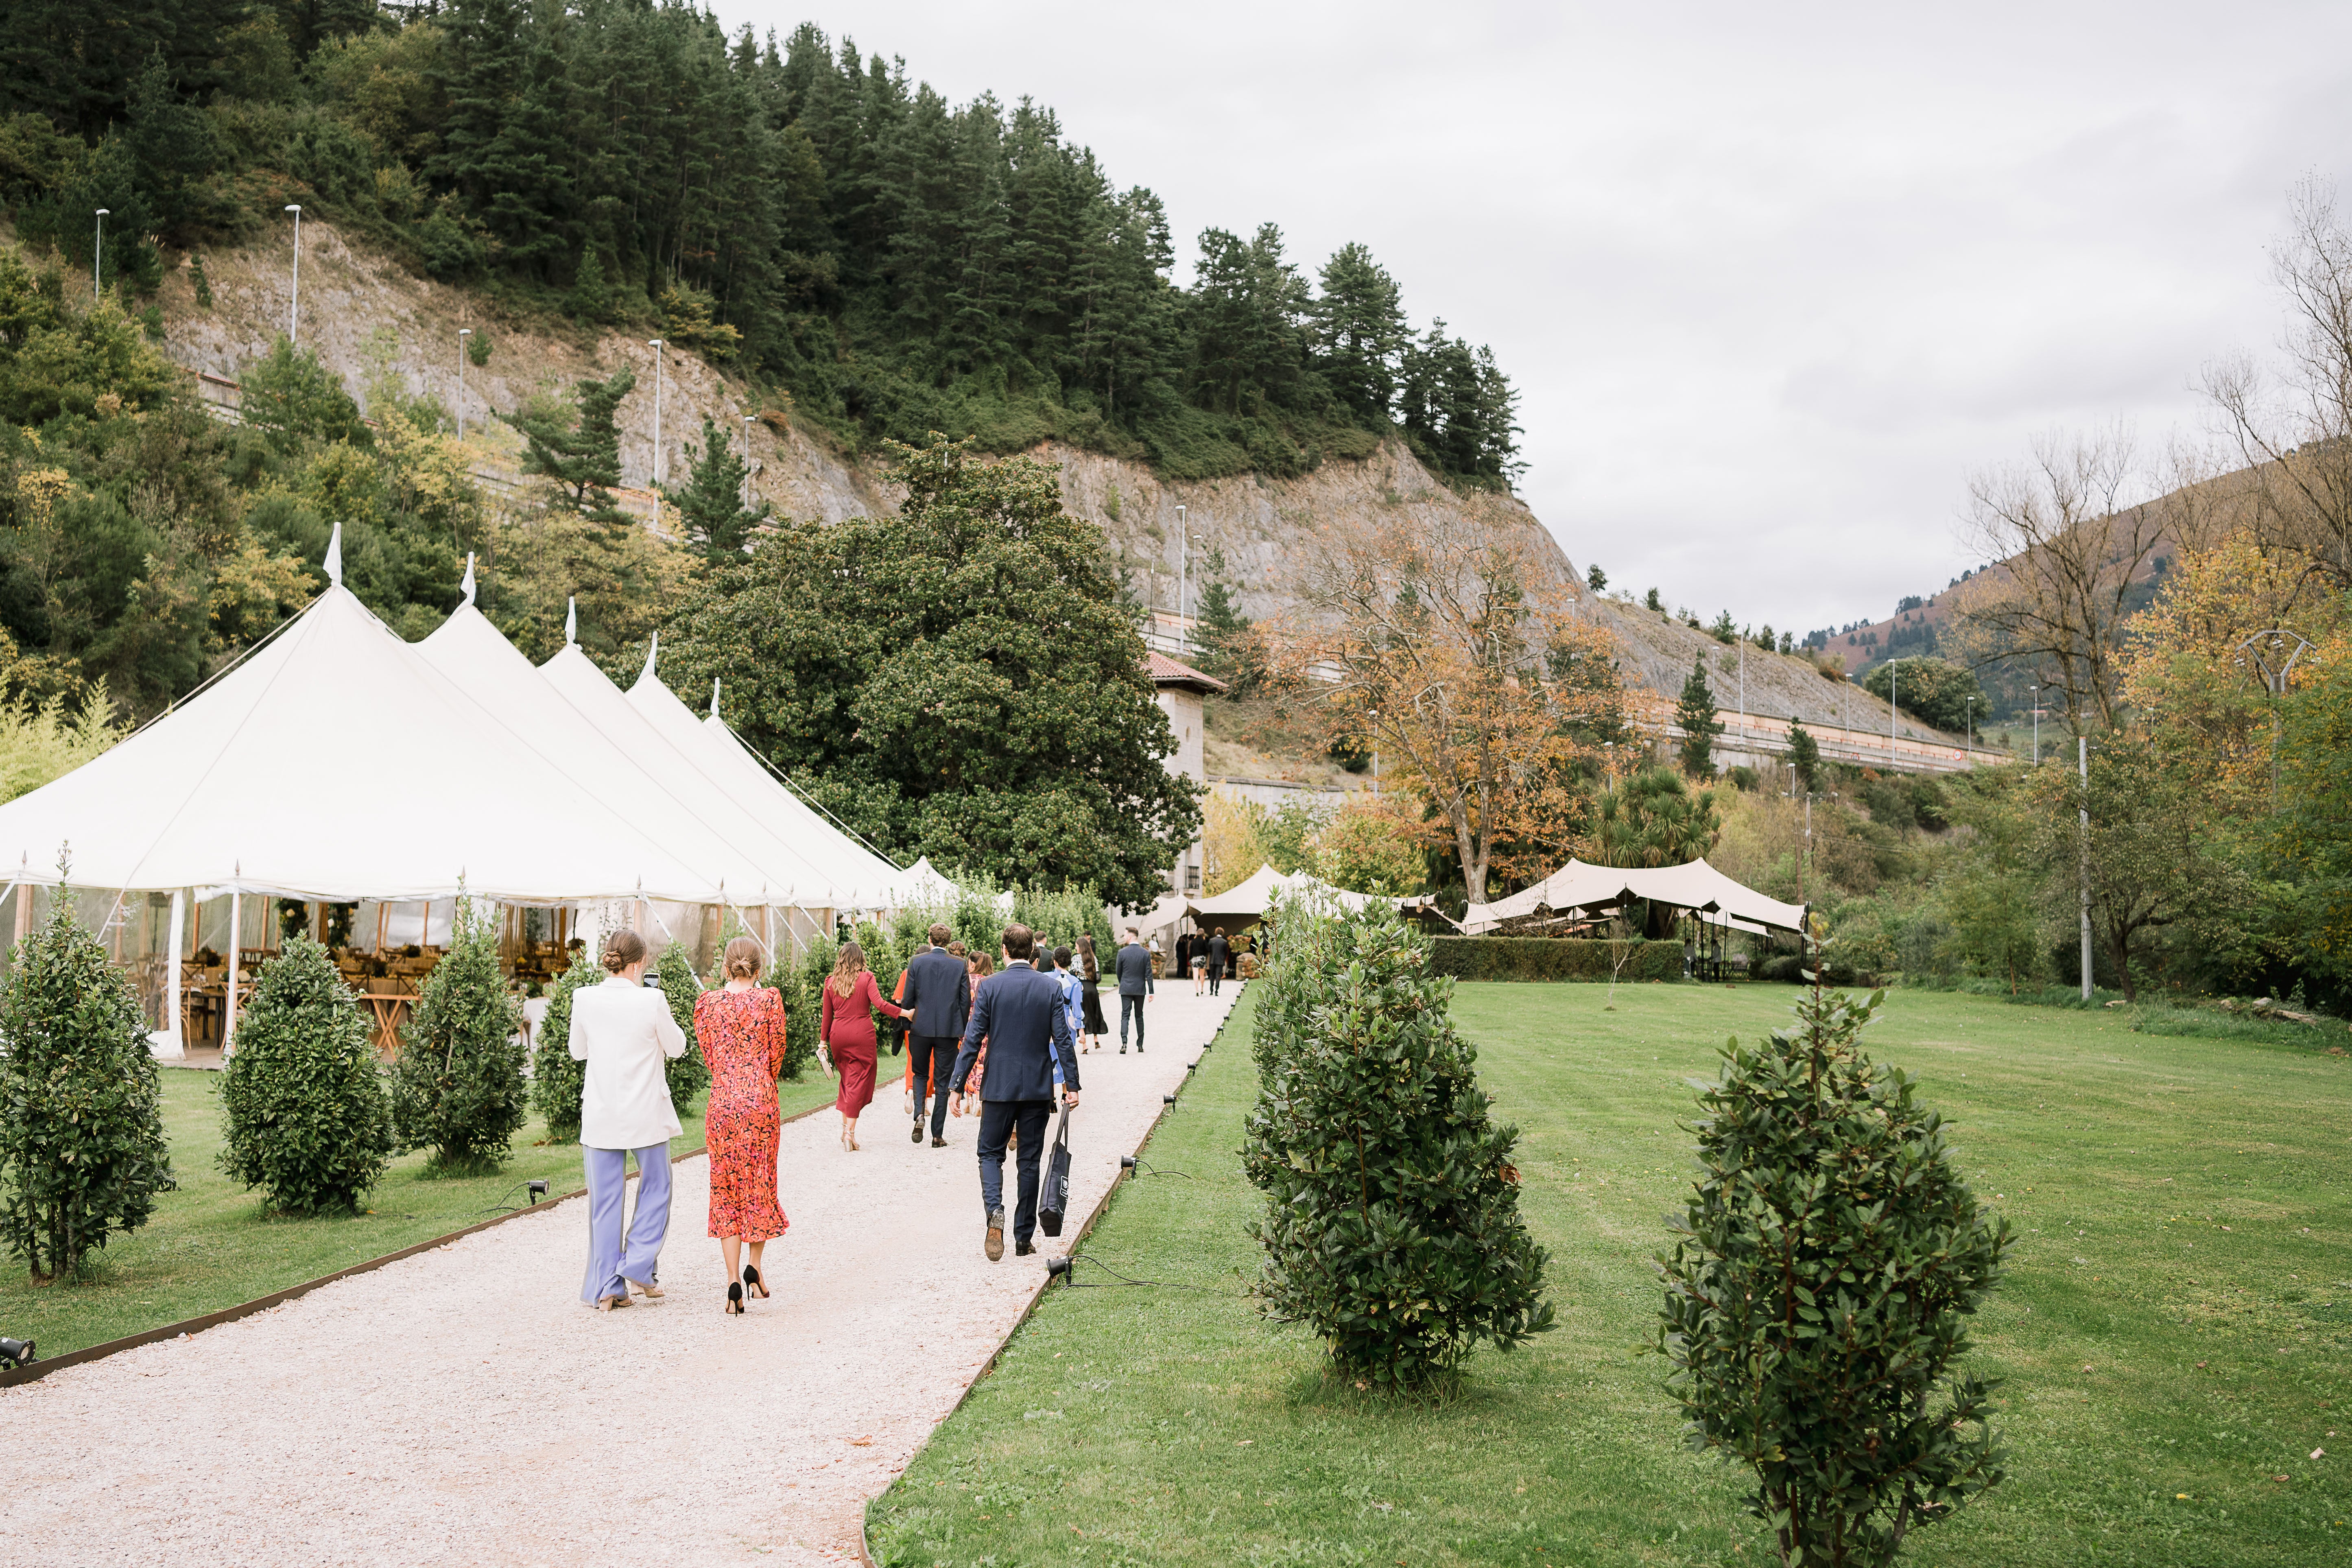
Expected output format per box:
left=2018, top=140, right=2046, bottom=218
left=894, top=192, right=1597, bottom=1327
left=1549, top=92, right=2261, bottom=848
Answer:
left=661, top=438, right=1201, bottom=906
left=0, top=885, right=174, bottom=1282
left=1863, top=655, right=1985, bottom=734
left=1658, top=983, right=2010, bottom=1565
left=389, top=896, right=528, bottom=1173
left=1243, top=900, right=1555, bottom=1389
left=218, top=935, right=392, bottom=1213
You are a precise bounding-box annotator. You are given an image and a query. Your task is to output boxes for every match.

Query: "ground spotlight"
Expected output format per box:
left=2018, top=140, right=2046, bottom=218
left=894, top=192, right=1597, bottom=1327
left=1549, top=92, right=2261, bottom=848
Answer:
left=1120, top=1155, right=1138, bottom=1170
left=527, top=1180, right=548, bottom=1203
left=0, top=1337, right=35, bottom=1370
left=1046, top=1256, right=1072, bottom=1281
left=1186, top=1061, right=1197, bottom=1073
left=1162, top=1094, right=1176, bottom=1105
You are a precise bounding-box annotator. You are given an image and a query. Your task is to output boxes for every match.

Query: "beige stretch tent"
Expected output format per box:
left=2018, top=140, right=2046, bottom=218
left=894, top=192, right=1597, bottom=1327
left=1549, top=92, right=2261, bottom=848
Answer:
left=1184, top=864, right=1450, bottom=929
left=1460, top=858, right=1808, bottom=937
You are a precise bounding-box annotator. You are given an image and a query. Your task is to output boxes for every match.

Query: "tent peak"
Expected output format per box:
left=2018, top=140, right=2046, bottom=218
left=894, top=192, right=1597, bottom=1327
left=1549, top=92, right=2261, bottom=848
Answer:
left=565, top=596, right=577, bottom=646
left=710, top=677, right=721, bottom=718
left=638, top=632, right=659, bottom=688
left=460, top=553, right=476, bottom=605
left=324, top=522, right=342, bottom=587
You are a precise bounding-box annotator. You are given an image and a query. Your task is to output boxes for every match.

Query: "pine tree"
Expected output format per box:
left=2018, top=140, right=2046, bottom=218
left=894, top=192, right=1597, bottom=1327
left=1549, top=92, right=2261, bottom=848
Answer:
left=1311, top=241, right=1408, bottom=422
left=653, top=942, right=710, bottom=1112
left=530, top=948, right=602, bottom=1141
left=1676, top=652, right=1723, bottom=777
left=0, top=885, right=174, bottom=1282
left=1787, top=719, right=1821, bottom=793
left=1658, top=983, right=2010, bottom=1564
left=218, top=935, right=392, bottom=1214
left=1243, top=902, right=1555, bottom=1389
left=663, top=415, right=772, bottom=560
left=389, top=896, right=527, bottom=1174
left=568, top=247, right=611, bottom=323
left=507, top=365, right=636, bottom=524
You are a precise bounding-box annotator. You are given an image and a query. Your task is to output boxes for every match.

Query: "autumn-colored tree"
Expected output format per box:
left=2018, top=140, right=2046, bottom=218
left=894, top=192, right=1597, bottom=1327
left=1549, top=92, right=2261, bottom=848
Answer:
left=1290, top=511, right=1626, bottom=903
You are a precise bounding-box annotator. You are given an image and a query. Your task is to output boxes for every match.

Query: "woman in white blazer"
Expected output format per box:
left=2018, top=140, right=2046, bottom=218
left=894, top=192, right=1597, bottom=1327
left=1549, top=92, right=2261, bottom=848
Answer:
left=570, top=929, right=688, bottom=1310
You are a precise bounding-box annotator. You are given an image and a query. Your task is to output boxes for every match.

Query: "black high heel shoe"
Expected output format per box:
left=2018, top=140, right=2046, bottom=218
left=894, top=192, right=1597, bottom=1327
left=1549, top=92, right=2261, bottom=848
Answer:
left=743, top=1264, right=769, bottom=1300
left=725, top=1281, right=744, bottom=1316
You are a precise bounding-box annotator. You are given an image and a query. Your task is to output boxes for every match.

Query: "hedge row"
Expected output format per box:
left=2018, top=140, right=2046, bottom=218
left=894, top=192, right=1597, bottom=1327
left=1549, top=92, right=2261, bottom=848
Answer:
left=1427, top=936, right=1686, bottom=983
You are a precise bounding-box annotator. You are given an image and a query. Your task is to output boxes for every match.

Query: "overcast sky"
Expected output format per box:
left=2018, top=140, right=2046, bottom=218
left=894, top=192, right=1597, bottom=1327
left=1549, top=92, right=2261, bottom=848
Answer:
left=719, top=0, right=2352, bottom=633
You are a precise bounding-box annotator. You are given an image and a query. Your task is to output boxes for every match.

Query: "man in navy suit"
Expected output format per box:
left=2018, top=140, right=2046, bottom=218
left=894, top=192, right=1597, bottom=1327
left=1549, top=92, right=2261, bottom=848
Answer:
left=898, top=923, right=972, bottom=1147
left=950, top=923, right=1079, bottom=1262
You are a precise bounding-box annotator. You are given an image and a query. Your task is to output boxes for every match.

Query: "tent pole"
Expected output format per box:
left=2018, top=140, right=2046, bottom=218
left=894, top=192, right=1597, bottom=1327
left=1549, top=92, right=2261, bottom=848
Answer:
left=162, top=889, right=186, bottom=1058
left=223, top=887, right=242, bottom=1054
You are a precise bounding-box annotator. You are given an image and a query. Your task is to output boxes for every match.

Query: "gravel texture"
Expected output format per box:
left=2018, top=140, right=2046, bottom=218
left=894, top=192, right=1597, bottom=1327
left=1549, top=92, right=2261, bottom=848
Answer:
left=1, top=987, right=1241, bottom=1566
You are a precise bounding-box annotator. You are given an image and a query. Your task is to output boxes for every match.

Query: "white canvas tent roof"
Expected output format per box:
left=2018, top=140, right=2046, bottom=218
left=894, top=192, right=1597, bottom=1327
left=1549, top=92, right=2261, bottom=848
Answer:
left=1460, top=858, right=1807, bottom=937
left=416, top=600, right=824, bottom=906
left=621, top=647, right=910, bottom=908
left=1186, top=864, right=1412, bottom=925
left=0, top=577, right=710, bottom=902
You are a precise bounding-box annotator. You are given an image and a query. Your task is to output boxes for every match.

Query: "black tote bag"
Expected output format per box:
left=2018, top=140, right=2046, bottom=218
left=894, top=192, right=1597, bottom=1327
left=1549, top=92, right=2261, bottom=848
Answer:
left=1038, top=1105, right=1072, bottom=1236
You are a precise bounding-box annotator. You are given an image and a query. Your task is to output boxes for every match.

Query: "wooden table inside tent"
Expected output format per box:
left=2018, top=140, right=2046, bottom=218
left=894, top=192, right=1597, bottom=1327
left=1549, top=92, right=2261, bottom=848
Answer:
left=354, top=979, right=420, bottom=1053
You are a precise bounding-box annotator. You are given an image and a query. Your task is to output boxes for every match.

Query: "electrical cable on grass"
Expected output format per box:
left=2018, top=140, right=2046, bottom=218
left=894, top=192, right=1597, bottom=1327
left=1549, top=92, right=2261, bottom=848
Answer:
left=1048, top=1252, right=1245, bottom=1296
left=1119, top=1155, right=1192, bottom=1179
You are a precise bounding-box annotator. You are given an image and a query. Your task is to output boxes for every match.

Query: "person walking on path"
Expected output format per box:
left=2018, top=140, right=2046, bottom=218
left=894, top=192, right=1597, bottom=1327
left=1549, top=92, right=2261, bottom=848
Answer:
left=898, top=923, right=971, bottom=1148
left=820, top=941, right=906, bottom=1153
left=1207, top=927, right=1231, bottom=997
left=570, top=930, right=688, bottom=1312
left=1174, top=929, right=1195, bottom=996
left=1191, top=927, right=1211, bottom=996
left=1053, top=946, right=1086, bottom=1058
left=948, top=924, right=1079, bottom=1262
left=1114, top=927, right=1152, bottom=1054
left=695, top=937, right=788, bottom=1317
left=1075, top=935, right=1108, bottom=1052
left=951, top=951, right=993, bottom=1121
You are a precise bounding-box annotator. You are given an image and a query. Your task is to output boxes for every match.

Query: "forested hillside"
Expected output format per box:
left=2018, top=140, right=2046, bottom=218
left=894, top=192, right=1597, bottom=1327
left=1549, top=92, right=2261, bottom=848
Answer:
left=0, top=1, right=1522, bottom=487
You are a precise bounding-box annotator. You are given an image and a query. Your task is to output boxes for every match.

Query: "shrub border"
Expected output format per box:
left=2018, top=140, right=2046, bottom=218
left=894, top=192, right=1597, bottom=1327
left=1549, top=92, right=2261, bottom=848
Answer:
left=0, top=1101, right=832, bottom=1391
left=1427, top=935, right=1688, bottom=983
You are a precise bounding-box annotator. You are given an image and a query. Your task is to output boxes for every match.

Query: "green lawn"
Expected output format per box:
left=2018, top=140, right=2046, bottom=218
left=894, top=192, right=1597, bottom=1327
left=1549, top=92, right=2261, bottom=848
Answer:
left=0, top=1066, right=853, bottom=1359
left=867, top=983, right=2352, bottom=1567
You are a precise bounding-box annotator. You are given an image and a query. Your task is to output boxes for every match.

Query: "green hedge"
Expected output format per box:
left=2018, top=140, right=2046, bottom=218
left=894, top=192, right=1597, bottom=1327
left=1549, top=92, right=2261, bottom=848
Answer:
left=1428, top=936, right=1686, bottom=983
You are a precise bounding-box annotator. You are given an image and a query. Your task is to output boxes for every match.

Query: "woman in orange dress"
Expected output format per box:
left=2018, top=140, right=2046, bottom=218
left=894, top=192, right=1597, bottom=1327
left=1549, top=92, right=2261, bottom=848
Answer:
left=696, top=937, right=788, bottom=1316
left=819, top=941, right=905, bottom=1152
left=951, top=951, right=994, bottom=1120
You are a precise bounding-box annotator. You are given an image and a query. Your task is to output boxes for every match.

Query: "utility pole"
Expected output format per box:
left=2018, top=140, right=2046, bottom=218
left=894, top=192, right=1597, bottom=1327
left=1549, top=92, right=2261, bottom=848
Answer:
left=456, top=329, right=471, bottom=443
left=93, top=209, right=108, bottom=299
left=284, top=204, right=303, bottom=343
left=647, top=339, right=666, bottom=487
left=2078, top=722, right=2092, bottom=1000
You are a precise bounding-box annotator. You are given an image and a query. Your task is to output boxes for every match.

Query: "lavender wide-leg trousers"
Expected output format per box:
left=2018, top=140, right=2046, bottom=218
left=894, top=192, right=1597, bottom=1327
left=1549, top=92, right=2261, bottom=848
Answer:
left=580, top=1143, right=671, bottom=1304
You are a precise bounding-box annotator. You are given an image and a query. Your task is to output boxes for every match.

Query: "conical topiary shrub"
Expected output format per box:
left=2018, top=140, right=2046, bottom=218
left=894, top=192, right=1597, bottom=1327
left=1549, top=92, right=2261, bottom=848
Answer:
left=388, top=896, right=526, bottom=1174
left=530, top=946, right=601, bottom=1141
left=1655, top=982, right=2011, bottom=1566
left=653, top=942, right=710, bottom=1113
left=1243, top=901, right=1555, bottom=1390
left=0, top=884, right=175, bottom=1282
left=218, top=935, right=391, bottom=1213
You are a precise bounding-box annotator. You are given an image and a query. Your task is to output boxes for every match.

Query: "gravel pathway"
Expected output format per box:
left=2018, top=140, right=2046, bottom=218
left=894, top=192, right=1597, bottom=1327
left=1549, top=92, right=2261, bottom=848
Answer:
left=2, top=987, right=1242, bottom=1566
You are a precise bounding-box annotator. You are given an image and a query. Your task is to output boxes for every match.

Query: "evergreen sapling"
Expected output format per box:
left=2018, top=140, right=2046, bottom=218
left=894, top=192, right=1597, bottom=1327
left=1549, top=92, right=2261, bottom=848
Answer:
left=389, top=897, right=527, bottom=1174
left=530, top=947, right=601, bottom=1141
left=218, top=935, right=392, bottom=1213
left=654, top=942, right=710, bottom=1112
left=1243, top=901, right=1555, bottom=1390
left=0, top=884, right=174, bottom=1282
left=1655, top=978, right=2011, bottom=1566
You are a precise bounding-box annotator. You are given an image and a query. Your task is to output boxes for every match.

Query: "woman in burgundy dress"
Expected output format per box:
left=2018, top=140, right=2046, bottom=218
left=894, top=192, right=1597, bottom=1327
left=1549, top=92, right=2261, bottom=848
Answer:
left=819, top=941, right=905, bottom=1151
left=695, top=937, right=788, bottom=1315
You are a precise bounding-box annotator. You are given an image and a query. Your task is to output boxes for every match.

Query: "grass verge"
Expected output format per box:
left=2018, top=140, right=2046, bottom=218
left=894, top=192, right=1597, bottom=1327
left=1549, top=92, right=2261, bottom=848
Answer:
left=0, top=1067, right=851, bottom=1358
left=867, top=983, right=2352, bottom=1566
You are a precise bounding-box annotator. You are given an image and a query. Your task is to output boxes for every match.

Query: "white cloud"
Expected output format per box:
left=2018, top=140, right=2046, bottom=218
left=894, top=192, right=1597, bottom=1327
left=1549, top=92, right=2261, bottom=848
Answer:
left=719, top=0, right=2352, bottom=629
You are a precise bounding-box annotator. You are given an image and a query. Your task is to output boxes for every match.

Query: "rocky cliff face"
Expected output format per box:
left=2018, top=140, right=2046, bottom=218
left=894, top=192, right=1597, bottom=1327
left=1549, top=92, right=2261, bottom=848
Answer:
left=154, top=220, right=1938, bottom=744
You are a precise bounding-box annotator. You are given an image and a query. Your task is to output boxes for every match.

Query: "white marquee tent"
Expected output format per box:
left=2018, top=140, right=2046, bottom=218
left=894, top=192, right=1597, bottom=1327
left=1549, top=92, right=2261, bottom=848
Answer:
left=1459, top=858, right=1808, bottom=937
left=0, top=531, right=917, bottom=1057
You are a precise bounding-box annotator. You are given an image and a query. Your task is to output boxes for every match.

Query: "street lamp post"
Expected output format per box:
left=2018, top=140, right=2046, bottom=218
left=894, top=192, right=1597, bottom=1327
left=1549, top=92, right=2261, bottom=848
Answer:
left=2236, top=629, right=2313, bottom=806
left=1888, top=657, right=1900, bottom=767
left=93, top=209, right=108, bottom=299
left=456, top=329, right=471, bottom=443
left=2029, top=685, right=2039, bottom=764
left=1175, top=504, right=1188, bottom=652
left=284, top=204, right=303, bottom=343
left=647, top=339, right=666, bottom=487
left=1368, top=708, right=1380, bottom=795
left=1964, top=695, right=1974, bottom=765
left=2078, top=716, right=2092, bottom=1000
left=741, top=415, right=757, bottom=511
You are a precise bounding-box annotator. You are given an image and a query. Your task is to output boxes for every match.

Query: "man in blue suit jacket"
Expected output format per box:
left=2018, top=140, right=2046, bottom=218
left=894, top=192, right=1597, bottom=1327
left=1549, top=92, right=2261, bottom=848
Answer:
left=950, top=924, right=1079, bottom=1261
left=898, top=924, right=972, bottom=1147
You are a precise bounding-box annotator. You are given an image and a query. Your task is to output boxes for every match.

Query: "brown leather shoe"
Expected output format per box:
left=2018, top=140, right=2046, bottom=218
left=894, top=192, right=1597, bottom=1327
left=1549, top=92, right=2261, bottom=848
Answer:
left=985, top=1208, right=1005, bottom=1262
left=930, top=1136, right=947, bottom=1147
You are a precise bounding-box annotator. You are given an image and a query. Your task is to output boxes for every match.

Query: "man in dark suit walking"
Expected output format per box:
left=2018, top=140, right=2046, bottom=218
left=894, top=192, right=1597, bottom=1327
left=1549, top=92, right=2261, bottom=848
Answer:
left=1114, top=926, right=1153, bottom=1054
left=897, top=923, right=971, bottom=1147
left=1207, top=927, right=1231, bottom=996
left=950, top=924, right=1079, bottom=1261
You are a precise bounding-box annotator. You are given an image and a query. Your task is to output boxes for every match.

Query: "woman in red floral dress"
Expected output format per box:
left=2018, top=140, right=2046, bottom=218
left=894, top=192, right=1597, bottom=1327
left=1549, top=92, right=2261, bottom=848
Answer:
left=819, top=941, right=906, bottom=1152
left=697, top=938, right=789, bottom=1315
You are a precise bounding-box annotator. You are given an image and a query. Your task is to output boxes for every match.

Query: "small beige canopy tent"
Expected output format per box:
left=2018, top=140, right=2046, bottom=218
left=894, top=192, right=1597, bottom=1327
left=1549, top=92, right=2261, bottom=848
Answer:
left=1460, top=858, right=1808, bottom=938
